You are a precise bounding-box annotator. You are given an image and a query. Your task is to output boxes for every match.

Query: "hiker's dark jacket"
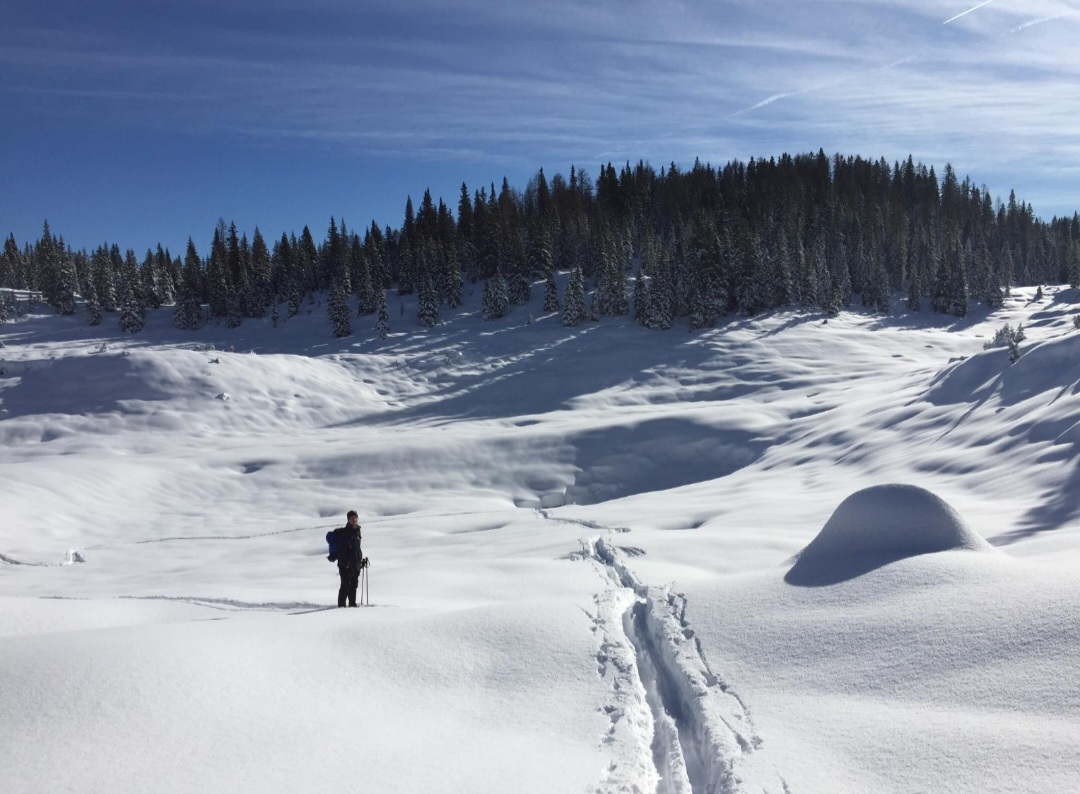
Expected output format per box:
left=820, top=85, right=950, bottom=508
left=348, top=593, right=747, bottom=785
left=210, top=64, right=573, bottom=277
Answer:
left=334, top=524, right=363, bottom=570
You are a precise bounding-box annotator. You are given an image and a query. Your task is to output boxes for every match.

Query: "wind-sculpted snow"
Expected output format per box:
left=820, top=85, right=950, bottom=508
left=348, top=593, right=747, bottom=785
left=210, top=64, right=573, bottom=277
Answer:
left=786, top=484, right=996, bottom=586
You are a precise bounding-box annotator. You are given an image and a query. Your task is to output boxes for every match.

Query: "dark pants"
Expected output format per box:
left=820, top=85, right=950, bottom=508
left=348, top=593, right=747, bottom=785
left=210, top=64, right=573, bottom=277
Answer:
left=339, top=566, right=359, bottom=607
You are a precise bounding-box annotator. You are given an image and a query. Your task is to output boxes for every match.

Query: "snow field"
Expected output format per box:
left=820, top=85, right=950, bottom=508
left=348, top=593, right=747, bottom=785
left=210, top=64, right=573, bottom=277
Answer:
left=2, top=283, right=1080, bottom=792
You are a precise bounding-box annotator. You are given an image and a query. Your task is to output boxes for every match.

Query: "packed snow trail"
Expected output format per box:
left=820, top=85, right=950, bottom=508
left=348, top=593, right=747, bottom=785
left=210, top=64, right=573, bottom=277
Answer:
left=580, top=533, right=789, bottom=794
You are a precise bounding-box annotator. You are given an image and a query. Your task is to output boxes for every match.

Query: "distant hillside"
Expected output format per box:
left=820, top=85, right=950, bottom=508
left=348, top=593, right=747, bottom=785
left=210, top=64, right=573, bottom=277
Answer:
left=3, top=152, right=1078, bottom=337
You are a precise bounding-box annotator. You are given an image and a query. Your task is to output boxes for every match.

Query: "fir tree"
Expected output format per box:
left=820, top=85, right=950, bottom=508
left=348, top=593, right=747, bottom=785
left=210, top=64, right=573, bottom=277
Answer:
left=118, top=282, right=145, bottom=333
left=207, top=228, right=230, bottom=317
left=53, top=242, right=78, bottom=316
left=225, top=290, right=243, bottom=329
left=907, top=274, right=921, bottom=312
left=141, top=249, right=163, bottom=309
left=85, top=279, right=102, bottom=326
left=632, top=269, right=648, bottom=323
left=375, top=290, right=390, bottom=339
left=92, top=246, right=118, bottom=312
left=481, top=273, right=509, bottom=320
left=173, top=239, right=204, bottom=331
left=248, top=228, right=272, bottom=318
left=417, top=274, right=439, bottom=328
left=561, top=267, right=586, bottom=327
left=328, top=285, right=352, bottom=337
left=356, top=258, right=378, bottom=316
left=543, top=270, right=559, bottom=313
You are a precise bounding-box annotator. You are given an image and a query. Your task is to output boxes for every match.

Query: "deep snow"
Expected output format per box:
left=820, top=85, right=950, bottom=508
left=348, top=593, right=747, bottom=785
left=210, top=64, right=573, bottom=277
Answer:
left=2, top=283, right=1079, bottom=794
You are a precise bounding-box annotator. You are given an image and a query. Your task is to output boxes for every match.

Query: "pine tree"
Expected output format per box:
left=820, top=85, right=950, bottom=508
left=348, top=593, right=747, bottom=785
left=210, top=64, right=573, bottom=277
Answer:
left=0, top=234, right=18, bottom=290
left=0, top=290, right=8, bottom=324
left=173, top=239, right=204, bottom=331
left=328, top=284, right=352, bottom=337
left=248, top=228, right=272, bottom=318
left=53, top=241, right=78, bottom=316
left=375, top=290, right=390, bottom=339
left=481, top=273, right=509, bottom=320
left=561, top=267, right=586, bottom=327
left=85, top=279, right=102, bottom=326
left=356, top=258, right=377, bottom=316
left=205, top=227, right=229, bottom=317
left=417, top=273, right=439, bottom=328
left=92, top=246, right=118, bottom=312
left=543, top=270, right=559, bottom=313
left=36, top=221, right=61, bottom=308
left=225, top=290, right=243, bottom=329
left=907, top=273, right=921, bottom=312
left=156, top=245, right=176, bottom=305
left=141, top=249, right=162, bottom=309
left=118, top=282, right=145, bottom=333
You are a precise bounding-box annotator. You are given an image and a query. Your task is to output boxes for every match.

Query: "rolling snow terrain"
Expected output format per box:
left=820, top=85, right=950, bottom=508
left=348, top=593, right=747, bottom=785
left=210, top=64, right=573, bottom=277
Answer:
left=2, top=283, right=1079, bottom=794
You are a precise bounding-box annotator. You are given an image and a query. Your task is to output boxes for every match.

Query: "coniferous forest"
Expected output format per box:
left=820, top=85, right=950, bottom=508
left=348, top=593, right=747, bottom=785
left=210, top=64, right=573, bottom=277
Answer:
left=3, top=151, right=1080, bottom=335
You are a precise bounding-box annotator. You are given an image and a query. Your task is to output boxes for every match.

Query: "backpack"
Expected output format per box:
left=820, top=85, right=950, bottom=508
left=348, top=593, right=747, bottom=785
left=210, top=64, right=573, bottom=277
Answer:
left=326, top=530, right=338, bottom=562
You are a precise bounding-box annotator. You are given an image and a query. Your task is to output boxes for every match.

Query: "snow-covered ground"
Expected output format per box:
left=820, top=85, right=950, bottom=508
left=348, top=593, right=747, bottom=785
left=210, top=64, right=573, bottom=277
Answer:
left=2, top=283, right=1079, bottom=794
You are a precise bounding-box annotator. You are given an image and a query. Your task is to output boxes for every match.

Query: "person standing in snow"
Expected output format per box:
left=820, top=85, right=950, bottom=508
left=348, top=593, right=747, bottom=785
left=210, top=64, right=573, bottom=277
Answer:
left=334, top=510, right=364, bottom=608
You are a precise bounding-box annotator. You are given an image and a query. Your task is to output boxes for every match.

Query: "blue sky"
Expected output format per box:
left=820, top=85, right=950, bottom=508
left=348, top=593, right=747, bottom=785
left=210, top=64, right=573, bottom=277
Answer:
left=3, top=0, right=1079, bottom=256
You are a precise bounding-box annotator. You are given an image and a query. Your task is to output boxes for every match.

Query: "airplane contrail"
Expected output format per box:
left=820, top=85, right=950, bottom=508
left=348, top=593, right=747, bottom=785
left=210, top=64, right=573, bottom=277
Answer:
left=729, top=58, right=915, bottom=117
left=944, top=0, right=999, bottom=25
left=1004, top=8, right=1080, bottom=36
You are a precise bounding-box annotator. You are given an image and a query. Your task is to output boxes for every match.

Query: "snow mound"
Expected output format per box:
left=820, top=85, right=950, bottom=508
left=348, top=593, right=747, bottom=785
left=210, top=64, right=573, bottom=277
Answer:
left=785, top=484, right=995, bottom=586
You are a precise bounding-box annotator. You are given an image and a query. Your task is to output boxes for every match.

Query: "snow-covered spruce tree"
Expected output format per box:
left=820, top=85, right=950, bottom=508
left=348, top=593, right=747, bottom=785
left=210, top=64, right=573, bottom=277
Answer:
left=173, top=239, right=204, bottom=331
left=632, top=269, right=648, bottom=323
left=906, top=269, right=922, bottom=312
left=248, top=229, right=272, bottom=318
left=561, top=267, right=586, bottom=327
left=1008, top=335, right=1021, bottom=363
left=596, top=247, right=628, bottom=317
left=91, top=246, right=118, bottom=313
left=417, top=274, right=439, bottom=328
left=542, top=269, right=559, bottom=313
left=984, top=273, right=1004, bottom=310
left=85, top=279, right=102, bottom=326
left=375, top=290, right=390, bottom=339
left=356, top=259, right=377, bottom=316
left=207, top=228, right=230, bottom=318
left=140, top=250, right=162, bottom=309
left=328, top=285, right=352, bottom=337
left=225, top=289, right=243, bottom=329
left=118, top=282, right=145, bottom=333
left=481, top=273, right=509, bottom=320
left=53, top=243, right=79, bottom=316
left=507, top=268, right=531, bottom=306
left=0, top=290, right=8, bottom=324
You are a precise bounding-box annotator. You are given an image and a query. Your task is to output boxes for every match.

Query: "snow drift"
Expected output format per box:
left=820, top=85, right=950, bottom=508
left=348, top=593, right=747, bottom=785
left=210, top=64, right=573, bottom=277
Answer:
left=785, top=483, right=996, bottom=586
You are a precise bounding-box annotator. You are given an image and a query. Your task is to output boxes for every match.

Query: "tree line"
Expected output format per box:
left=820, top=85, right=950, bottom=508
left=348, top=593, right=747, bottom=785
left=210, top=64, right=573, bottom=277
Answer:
left=2, top=151, right=1079, bottom=334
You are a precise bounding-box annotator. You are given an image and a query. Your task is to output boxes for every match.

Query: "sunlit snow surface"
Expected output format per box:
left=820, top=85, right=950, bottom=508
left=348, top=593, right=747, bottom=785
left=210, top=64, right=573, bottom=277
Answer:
left=2, top=285, right=1079, bottom=794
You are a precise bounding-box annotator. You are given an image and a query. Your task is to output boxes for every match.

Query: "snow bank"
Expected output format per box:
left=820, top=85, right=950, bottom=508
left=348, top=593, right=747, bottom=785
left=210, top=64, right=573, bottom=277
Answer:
left=786, top=484, right=996, bottom=585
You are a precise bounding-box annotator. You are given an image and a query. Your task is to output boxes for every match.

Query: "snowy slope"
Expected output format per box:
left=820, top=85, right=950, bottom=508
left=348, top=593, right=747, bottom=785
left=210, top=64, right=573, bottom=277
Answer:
left=2, top=283, right=1079, bottom=794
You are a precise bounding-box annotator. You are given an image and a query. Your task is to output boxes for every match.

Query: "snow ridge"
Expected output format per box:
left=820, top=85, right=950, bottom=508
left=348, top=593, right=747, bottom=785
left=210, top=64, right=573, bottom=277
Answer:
left=588, top=537, right=787, bottom=794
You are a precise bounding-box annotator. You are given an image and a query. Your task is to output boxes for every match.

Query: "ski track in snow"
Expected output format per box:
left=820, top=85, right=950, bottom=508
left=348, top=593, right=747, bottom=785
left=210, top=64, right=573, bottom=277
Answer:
left=0, top=551, right=48, bottom=567
left=549, top=511, right=788, bottom=794
left=41, top=594, right=328, bottom=612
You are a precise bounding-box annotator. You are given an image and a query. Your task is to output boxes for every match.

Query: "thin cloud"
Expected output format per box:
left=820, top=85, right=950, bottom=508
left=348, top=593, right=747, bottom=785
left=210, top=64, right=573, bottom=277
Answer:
left=1005, top=8, right=1080, bottom=35
left=944, top=0, right=1000, bottom=25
